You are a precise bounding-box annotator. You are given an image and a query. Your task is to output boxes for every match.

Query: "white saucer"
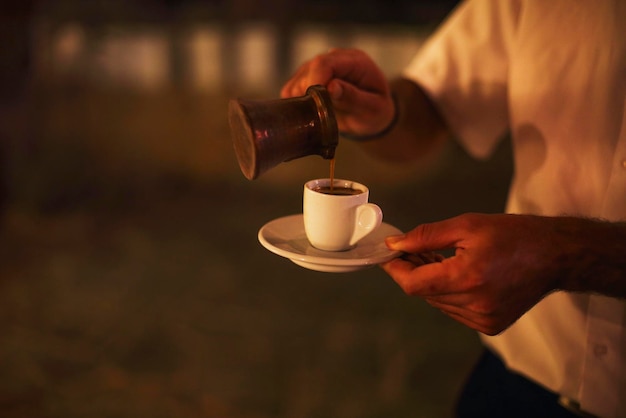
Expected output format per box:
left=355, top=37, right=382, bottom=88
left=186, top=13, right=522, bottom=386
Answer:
left=258, top=214, right=403, bottom=273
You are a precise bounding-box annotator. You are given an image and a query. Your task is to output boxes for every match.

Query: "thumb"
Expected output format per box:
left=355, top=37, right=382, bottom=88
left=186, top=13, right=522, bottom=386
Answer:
left=327, top=78, right=387, bottom=113
left=385, top=218, right=463, bottom=254
left=328, top=79, right=393, bottom=136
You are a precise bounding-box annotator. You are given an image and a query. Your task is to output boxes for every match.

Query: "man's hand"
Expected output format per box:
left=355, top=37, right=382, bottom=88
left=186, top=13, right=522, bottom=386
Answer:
left=381, top=213, right=626, bottom=335
left=280, top=48, right=395, bottom=138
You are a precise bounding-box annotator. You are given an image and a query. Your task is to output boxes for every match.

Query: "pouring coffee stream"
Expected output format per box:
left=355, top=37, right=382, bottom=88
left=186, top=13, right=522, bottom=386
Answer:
left=228, top=85, right=339, bottom=181
left=238, top=86, right=405, bottom=269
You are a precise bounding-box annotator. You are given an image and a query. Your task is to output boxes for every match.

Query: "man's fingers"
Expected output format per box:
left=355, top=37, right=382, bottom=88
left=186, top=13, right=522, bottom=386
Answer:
left=382, top=258, right=502, bottom=335
left=381, top=257, right=453, bottom=296
left=425, top=298, right=502, bottom=335
left=385, top=215, right=475, bottom=254
left=401, top=252, right=444, bottom=266
left=280, top=48, right=388, bottom=99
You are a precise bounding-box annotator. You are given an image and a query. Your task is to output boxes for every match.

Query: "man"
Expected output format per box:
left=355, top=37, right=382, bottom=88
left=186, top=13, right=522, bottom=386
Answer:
left=280, top=0, right=626, bottom=417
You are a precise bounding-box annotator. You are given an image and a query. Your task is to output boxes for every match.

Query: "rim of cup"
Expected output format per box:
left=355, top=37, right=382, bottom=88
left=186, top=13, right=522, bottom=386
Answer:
left=305, top=178, right=368, bottom=194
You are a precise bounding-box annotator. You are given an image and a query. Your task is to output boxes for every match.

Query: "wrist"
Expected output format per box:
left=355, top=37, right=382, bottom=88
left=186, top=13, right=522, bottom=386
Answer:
left=550, top=217, right=626, bottom=297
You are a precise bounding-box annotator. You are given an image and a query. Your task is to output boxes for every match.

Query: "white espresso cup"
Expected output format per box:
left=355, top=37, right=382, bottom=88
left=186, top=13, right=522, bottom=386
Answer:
left=303, top=178, right=383, bottom=251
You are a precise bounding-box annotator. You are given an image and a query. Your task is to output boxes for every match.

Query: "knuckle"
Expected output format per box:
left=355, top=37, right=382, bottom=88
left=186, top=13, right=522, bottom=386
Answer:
left=409, top=222, right=435, bottom=244
left=456, top=212, right=482, bottom=232
left=481, top=325, right=501, bottom=336
left=395, top=281, right=413, bottom=296
left=309, top=53, right=331, bottom=71
left=485, top=320, right=508, bottom=336
left=398, top=277, right=419, bottom=296
left=398, top=277, right=421, bottom=297
left=476, top=317, right=504, bottom=336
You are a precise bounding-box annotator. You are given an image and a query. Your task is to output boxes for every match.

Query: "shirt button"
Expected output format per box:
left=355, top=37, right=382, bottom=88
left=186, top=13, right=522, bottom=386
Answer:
left=622, top=160, right=626, bottom=169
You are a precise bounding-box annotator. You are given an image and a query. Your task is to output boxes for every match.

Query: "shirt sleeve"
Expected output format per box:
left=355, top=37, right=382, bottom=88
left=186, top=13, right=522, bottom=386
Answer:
left=403, top=0, right=521, bottom=159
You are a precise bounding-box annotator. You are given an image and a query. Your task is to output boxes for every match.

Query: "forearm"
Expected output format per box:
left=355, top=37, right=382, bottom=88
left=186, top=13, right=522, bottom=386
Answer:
left=356, top=77, right=450, bottom=162
left=552, top=216, right=626, bottom=298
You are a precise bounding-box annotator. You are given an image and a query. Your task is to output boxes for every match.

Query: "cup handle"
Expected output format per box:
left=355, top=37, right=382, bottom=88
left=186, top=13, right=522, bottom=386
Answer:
left=350, top=203, right=383, bottom=246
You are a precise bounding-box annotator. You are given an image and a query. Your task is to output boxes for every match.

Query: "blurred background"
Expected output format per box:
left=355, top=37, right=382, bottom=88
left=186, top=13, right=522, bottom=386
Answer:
left=0, top=1, right=513, bottom=417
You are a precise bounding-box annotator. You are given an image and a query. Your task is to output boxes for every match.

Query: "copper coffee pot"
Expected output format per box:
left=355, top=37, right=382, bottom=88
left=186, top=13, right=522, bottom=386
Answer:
left=228, top=85, right=338, bottom=180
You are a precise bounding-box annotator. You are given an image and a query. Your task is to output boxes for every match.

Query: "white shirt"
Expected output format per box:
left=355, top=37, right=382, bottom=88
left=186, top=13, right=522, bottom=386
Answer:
left=402, top=1, right=626, bottom=417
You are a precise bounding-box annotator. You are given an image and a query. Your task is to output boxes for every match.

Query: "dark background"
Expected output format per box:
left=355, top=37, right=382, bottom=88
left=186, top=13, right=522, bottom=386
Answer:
left=0, top=1, right=514, bottom=417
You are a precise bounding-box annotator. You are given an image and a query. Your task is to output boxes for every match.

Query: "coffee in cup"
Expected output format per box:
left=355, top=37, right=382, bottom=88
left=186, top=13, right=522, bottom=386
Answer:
left=303, top=179, right=383, bottom=251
